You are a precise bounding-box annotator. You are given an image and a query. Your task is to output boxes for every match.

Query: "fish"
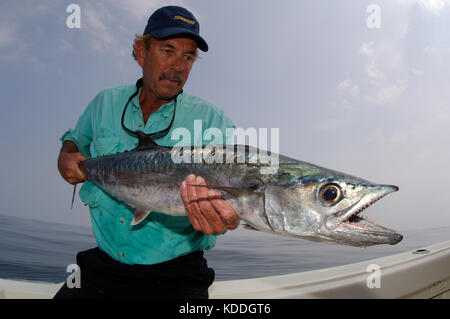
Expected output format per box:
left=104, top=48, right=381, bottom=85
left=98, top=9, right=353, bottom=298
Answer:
left=79, top=144, right=403, bottom=247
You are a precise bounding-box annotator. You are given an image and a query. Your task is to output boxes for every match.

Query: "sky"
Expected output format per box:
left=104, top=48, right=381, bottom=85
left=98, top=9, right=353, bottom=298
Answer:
left=0, top=0, right=449, bottom=231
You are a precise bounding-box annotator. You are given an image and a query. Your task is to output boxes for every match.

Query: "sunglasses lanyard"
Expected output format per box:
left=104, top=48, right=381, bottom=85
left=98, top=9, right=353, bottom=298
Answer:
left=121, top=78, right=180, bottom=149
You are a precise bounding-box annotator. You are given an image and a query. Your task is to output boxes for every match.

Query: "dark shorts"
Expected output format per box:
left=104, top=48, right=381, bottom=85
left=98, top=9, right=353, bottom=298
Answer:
left=53, top=247, right=215, bottom=299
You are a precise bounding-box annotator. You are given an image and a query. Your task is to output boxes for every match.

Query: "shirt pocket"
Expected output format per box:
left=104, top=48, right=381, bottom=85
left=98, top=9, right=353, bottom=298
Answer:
left=91, top=136, right=121, bottom=157
left=79, top=181, right=103, bottom=208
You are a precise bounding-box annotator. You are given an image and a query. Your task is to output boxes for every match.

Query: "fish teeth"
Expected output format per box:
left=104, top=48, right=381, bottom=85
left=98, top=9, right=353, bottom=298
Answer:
left=346, top=193, right=387, bottom=222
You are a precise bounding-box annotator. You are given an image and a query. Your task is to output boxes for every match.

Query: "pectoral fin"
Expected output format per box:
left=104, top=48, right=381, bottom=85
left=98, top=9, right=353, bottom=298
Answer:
left=243, top=223, right=261, bottom=232
left=131, top=208, right=152, bottom=226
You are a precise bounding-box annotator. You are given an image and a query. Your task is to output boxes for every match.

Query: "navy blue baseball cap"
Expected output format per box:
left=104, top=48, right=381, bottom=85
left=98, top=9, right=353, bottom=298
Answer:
left=143, top=6, right=208, bottom=52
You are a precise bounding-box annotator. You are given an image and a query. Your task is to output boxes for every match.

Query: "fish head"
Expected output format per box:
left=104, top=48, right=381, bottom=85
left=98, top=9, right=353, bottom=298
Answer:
left=266, top=172, right=403, bottom=247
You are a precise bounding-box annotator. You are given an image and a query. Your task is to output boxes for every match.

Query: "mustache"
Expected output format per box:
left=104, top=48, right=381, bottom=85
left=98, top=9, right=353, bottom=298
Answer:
left=159, top=72, right=183, bottom=84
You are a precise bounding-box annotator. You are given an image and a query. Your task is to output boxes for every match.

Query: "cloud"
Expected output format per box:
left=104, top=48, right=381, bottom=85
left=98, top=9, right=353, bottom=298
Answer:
left=417, top=0, right=450, bottom=13
left=111, top=0, right=202, bottom=24
left=0, top=1, right=54, bottom=61
left=358, top=42, right=385, bottom=80
left=79, top=0, right=190, bottom=55
left=111, top=0, right=173, bottom=20
left=337, top=78, right=360, bottom=98
left=358, top=41, right=374, bottom=58
left=334, top=75, right=361, bottom=110
left=0, top=22, right=17, bottom=47
left=364, top=81, right=407, bottom=105
left=0, top=0, right=198, bottom=62
left=82, top=2, right=116, bottom=54
left=398, top=0, right=450, bottom=13
left=333, top=39, right=408, bottom=109
left=355, top=39, right=408, bottom=105
left=365, top=61, right=386, bottom=80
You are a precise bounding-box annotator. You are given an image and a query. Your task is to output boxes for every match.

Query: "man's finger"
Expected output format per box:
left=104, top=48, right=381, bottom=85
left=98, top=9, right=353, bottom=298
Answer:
left=58, top=152, right=88, bottom=183
left=70, top=164, right=87, bottom=181
left=196, top=176, right=226, bottom=234
left=74, top=152, right=88, bottom=161
left=185, top=175, right=213, bottom=234
left=74, top=153, right=88, bottom=180
left=208, top=189, right=240, bottom=229
left=180, top=180, right=202, bottom=231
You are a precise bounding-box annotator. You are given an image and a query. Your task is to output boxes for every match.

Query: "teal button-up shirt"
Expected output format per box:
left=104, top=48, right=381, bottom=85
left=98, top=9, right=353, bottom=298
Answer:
left=61, top=84, right=235, bottom=265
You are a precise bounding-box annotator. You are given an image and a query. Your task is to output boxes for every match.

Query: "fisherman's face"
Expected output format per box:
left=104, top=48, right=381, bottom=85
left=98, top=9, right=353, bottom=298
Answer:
left=137, top=37, right=198, bottom=100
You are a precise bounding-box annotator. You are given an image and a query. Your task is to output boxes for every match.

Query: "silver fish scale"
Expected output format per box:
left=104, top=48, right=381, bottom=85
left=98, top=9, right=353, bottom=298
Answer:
left=80, top=145, right=270, bottom=216
left=77, top=144, right=403, bottom=247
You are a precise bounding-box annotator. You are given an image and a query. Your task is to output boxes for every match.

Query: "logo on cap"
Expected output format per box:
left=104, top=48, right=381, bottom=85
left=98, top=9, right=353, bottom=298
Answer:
left=173, top=15, right=195, bottom=25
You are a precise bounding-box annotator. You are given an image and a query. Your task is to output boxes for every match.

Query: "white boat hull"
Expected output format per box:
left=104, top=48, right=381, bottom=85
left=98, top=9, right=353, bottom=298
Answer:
left=1, top=240, right=449, bottom=299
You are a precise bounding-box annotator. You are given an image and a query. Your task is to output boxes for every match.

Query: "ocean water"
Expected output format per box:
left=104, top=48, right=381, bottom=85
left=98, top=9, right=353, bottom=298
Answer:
left=0, top=213, right=448, bottom=283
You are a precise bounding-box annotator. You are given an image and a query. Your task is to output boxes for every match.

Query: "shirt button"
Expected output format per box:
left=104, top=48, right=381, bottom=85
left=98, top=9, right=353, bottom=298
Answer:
left=138, top=123, right=143, bottom=127
left=119, top=217, right=125, bottom=223
left=119, top=252, right=125, bottom=258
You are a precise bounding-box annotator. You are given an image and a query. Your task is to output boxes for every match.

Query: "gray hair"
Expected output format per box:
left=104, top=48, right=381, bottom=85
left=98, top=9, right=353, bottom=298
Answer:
left=132, top=34, right=153, bottom=61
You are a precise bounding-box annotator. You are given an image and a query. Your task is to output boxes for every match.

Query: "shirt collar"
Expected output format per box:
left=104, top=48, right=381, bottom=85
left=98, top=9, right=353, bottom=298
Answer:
left=131, top=86, right=141, bottom=111
left=131, top=88, right=182, bottom=118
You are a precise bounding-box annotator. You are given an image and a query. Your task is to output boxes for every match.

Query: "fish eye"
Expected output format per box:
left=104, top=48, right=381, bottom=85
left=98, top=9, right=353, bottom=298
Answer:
left=319, top=184, right=342, bottom=204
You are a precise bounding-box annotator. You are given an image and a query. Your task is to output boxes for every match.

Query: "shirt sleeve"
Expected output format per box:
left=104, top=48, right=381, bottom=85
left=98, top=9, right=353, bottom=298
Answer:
left=59, top=99, right=95, bottom=158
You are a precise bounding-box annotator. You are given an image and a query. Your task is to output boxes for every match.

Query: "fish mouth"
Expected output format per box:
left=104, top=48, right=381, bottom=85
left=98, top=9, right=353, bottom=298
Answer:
left=328, top=185, right=403, bottom=246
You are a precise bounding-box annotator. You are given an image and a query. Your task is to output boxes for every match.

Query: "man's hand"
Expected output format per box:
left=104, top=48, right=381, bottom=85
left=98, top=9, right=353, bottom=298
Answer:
left=180, top=174, right=240, bottom=235
left=57, top=141, right=88, bottom=185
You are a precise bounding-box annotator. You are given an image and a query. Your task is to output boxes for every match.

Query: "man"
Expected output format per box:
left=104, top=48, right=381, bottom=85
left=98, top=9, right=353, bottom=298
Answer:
left=55, top=6, right=239, bottom=299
